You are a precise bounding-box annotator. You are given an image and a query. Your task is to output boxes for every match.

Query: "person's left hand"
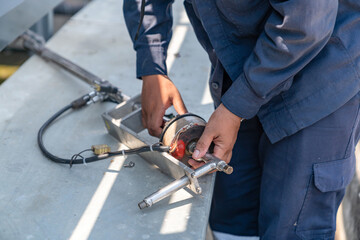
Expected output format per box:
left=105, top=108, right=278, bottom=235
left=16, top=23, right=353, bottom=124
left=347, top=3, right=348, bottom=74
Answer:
left=188, top=104, right=243, bottom=169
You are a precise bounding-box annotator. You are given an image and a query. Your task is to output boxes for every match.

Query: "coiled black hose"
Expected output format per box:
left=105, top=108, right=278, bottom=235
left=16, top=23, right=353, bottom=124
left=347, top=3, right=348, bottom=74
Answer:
left=37, top=95, right=169, bottom=166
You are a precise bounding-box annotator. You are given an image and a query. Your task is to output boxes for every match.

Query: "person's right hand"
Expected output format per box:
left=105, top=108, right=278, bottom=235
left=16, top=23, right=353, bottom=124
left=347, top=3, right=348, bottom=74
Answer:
left=141, top=74, right=187, bottom=137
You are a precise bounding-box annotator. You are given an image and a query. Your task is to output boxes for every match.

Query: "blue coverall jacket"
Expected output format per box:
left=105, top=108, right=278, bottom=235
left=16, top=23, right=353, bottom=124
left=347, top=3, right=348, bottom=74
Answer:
left=124, top=0, right=360, bottom=144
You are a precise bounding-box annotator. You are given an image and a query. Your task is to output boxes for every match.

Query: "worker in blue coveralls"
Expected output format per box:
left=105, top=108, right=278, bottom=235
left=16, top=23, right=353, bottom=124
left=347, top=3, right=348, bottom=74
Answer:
left=124, top=0, right=360, bottom=239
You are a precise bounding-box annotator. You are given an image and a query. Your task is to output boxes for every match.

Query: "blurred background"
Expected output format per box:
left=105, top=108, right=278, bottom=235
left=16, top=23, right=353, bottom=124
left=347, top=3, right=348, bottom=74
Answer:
left=0, top=0, right=90, bottom=85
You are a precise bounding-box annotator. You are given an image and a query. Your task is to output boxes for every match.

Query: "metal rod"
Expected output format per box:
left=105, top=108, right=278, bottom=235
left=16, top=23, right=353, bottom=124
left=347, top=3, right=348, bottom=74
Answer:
left=138, top=177, right=190, bottom=209
left=21, top=30, right=103, bottom=86
left=138, top=155, right=232, bottom=209
left=39, top=48, right=104, bottom=86
left=20, top=30, right=129, bottom=103
left=201, top=153, right=233, bottom=175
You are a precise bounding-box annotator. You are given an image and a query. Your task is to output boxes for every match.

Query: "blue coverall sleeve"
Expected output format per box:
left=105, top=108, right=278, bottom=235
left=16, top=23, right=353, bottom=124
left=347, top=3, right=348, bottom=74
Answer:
left=123, top=0, right=174, bottom=79
left=221, top=0, right=339, bottom=119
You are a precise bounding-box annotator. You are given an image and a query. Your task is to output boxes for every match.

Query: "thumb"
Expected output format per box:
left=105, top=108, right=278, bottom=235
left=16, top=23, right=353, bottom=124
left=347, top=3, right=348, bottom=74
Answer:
left=192, top=128, right=214, bottom=160
left=172, top=93, right=188, bottom=115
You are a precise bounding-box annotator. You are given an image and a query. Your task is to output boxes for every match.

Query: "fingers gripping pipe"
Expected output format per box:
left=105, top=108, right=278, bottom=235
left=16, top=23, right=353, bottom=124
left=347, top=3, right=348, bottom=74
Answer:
left=138, top=114, right=234, bottom=209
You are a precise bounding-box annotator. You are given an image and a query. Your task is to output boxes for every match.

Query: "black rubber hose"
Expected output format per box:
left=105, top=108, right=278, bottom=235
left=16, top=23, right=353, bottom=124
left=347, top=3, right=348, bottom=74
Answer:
left=37, top=99, right=169, bottom=165
left=37, top=104, right=74, bottom=164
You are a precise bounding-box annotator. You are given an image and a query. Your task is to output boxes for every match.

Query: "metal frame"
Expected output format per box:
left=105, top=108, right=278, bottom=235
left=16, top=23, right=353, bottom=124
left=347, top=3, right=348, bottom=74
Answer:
left=102, top=95, right=233, bottom=209
left=102, top=94, right=194, bottom=180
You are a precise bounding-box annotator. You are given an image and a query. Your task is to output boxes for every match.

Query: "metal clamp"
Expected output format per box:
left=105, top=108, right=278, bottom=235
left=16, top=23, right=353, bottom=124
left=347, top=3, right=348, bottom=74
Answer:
left=184, top=167, right=202, bottom=194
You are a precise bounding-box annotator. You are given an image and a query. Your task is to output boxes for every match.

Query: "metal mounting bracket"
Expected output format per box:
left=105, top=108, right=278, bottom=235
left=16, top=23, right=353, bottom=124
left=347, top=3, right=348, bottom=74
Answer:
left=102, top=94, right=196, bottom=182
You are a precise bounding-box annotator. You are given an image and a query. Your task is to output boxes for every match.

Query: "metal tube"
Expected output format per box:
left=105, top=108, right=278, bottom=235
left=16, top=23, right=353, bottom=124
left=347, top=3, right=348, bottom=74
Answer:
left=192, top=161, right=217, bottom=178
left=40, top=48, right=104, bottom=86
left=138, top=176, right=190, bottom=209
left=20, top=30, right=129, bottom=103
left=202, top=153, right=233, bottom=175
left=21, top=30, right=103, bottom=86
left=138, top=156, right=226, bottom=209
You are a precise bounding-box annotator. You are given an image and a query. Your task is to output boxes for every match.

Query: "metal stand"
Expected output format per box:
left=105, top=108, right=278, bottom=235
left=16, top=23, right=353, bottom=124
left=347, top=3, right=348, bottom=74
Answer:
left=103, top=97, right=233, bottom=209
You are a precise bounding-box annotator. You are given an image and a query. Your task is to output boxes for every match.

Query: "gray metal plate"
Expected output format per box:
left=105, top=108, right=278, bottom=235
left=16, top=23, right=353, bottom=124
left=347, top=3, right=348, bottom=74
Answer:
left=0, top=0, right=62, bottom=51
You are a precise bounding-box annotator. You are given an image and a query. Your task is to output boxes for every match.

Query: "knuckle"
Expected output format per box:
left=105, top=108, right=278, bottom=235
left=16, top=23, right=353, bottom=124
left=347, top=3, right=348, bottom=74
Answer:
left=196, top=140, right=209, bottom=151
left=148, top=128, right=157, bottom=136
left=148, top=126, right=161, bottom=137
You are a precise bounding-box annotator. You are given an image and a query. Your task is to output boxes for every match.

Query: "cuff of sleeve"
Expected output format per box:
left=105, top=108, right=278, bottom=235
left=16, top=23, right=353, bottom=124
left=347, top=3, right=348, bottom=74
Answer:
left=221, top=73, right=264, bottom=119
left=136, top=46, right=168, bottom=79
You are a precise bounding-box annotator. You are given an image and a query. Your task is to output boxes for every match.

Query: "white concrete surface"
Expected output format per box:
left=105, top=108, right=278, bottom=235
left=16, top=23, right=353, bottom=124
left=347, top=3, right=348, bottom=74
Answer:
left=0, top=0, right=214, bottom=239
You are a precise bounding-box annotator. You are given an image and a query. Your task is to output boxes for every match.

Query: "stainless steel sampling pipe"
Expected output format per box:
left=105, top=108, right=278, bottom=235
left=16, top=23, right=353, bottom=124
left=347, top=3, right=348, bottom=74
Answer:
left=138, top=153, right=233, bottom=209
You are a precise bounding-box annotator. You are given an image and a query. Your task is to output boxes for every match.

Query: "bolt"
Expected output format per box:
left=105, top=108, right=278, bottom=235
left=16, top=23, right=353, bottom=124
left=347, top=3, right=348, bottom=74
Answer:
left=223, top=165, right=233, bottom=175
left=187, top=141, right=197, bottom=155
left=138, top=201, right=148, bottom=209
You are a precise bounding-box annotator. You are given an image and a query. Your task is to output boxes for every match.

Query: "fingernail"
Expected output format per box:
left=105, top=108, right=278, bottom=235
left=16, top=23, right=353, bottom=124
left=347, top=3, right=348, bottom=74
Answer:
left=193, top=149, right=200, bottom=159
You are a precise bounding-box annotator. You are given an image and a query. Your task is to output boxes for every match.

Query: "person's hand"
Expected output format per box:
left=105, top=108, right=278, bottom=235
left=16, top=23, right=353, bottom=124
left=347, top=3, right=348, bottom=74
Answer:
left=141, top=74, right=187, bottom=137
left=189, top=104, right=242, bottom=169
